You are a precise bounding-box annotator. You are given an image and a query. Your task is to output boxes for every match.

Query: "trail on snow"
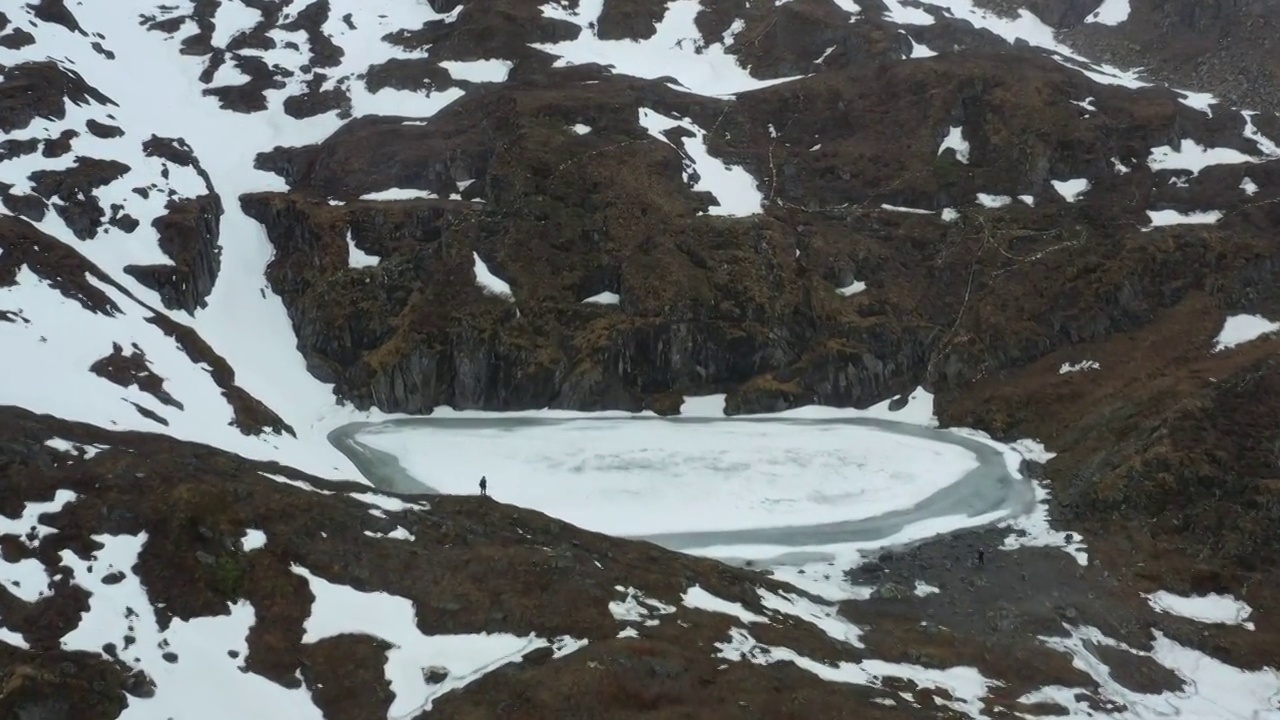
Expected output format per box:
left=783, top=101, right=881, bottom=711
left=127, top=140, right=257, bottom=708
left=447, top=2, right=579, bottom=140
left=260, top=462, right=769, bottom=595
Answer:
left=327, top=416, right=1036, bottom=562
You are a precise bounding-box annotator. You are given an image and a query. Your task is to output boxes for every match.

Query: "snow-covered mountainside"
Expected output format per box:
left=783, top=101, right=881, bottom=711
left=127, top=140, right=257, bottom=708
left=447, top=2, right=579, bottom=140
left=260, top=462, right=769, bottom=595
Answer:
left=3, top=0, right=1280, bottom=717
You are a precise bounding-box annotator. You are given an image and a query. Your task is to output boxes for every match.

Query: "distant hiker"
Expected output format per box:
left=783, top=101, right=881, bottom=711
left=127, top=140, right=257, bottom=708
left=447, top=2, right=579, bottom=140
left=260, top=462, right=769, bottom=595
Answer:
left=977, top=549, right=985, bottom=566
left=479, top=475, right=488, bottom=497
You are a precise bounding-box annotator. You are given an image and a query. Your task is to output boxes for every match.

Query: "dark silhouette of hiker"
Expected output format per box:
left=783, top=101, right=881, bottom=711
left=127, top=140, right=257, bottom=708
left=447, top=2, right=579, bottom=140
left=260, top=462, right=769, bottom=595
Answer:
left=977, top=549, right=985, bottom=566
left=479, top=476, right=488, bottom=497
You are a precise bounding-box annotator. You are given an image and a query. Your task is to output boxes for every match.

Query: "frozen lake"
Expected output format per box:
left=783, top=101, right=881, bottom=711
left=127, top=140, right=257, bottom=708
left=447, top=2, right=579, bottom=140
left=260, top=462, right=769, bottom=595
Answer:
left=328, top=412, right=1036, bottom=563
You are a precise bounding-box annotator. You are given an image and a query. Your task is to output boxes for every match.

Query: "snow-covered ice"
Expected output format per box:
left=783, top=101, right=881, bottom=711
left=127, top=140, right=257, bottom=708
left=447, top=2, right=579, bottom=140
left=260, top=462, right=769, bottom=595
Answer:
left=354, top=415, right=981, bottom=536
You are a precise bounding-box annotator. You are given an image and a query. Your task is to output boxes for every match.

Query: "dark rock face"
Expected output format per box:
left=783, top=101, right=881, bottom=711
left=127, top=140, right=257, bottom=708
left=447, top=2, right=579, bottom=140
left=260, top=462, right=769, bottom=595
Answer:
left=120, top=136, right=223, bottom=313
left=124, top=194, right=223, bottom=314
left=239, top=50, right=1280, bottom=418
left=0, top=61, right=114, bottom=134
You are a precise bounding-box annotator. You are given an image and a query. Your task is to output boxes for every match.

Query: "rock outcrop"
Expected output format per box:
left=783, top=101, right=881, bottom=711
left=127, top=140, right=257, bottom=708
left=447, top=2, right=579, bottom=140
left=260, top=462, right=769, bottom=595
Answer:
left=242, top=51, right=1280, bottom=418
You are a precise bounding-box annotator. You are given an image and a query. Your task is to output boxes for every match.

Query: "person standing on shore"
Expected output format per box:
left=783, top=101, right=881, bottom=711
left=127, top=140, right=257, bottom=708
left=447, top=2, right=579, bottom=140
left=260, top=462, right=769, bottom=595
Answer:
left=479, top=475, right=488, bottom=497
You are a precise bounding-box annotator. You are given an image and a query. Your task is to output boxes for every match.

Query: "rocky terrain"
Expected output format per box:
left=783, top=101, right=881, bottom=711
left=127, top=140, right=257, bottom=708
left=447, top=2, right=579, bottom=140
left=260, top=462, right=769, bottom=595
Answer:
left=3, top=0, right=1280, bottom=717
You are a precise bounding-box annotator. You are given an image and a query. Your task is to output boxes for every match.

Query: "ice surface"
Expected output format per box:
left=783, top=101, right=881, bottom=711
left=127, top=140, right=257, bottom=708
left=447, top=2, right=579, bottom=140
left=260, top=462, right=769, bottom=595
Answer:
left=354, top=417, right=980, bottom=536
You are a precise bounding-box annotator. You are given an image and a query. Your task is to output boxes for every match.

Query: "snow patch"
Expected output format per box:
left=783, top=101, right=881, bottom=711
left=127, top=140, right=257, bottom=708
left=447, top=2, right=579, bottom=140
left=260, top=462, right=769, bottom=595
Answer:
left=533, top=0, right=804, bottom=97
left=346, top=229, right=380, bottom=268
left=240, top=529, right=268, bottom=552
left=1085, top=0, right=1130, bottom=25
left=1213, top=314, right=1280, bottom=352
left=1058, top=360, right=1100, bottom=375
left=610, top=586, right=677, bottom=626
left=836, top=280, right=868, bottom=296
left=582, top=291, right=620, bottom=305
left=439, top=59, right=513, bottom=83
left=682, top=586, right=769, bottom=623
left=1144, top=209, right=1223, bottom=227
left=296, top=565, right=584, bottom=717
left=938, top=126, right=971, bottom=164
left=1147, top=140, right=1257, bottom=175
left=1145, top=591, right=1255, bottom=629
left=637, top=108, right=763, bottom=217
left=1050, top=178, right=1090, bottom=202
left=472, top=252, right=515, bottom=301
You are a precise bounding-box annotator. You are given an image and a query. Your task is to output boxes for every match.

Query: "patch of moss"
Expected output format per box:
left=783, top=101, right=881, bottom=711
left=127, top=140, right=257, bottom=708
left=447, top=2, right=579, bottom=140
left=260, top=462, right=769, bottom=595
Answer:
left=211, top=553, right=248, bottom=600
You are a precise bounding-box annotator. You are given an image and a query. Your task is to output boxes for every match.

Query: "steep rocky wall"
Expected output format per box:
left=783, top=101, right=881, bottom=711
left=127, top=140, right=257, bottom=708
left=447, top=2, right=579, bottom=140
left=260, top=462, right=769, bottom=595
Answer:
left=237, top=48, right=1280, bottom=415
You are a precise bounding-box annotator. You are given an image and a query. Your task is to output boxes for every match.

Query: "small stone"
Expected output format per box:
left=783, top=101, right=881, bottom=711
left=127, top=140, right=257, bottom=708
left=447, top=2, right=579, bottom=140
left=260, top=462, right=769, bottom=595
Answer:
left=162, top=652, right=179, bottom=664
